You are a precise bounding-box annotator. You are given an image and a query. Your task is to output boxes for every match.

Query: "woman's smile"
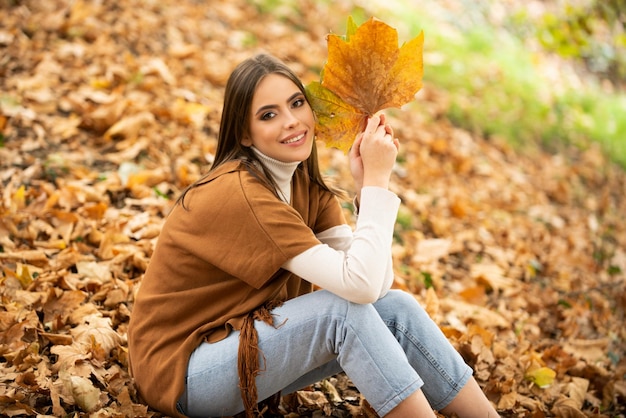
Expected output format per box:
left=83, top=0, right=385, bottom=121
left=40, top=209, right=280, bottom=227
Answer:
left=281, top=131, right=307, bottom=145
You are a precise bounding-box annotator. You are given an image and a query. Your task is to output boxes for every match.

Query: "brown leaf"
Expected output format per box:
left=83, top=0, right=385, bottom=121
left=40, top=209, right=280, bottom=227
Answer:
left=296, top=389, right=331, bottom=414
left=39, top=331, right=73, bottom=346
left=440, top=298, right=509, bottom=328
left=67, top=375, right=103, bottom=412
left=563, top=338, right=609, bottom=363
left=43, top=289, right=87, bottom=326
left=413, top=238, right=452, bottom=264
left=471, top=264, right=516, bottom=294
left=76, top=261, right=112, bottom=284
left=50, top=343, right=92, bottom=375
left=0, top=250, right=49, bottom=266
left=497, top=391, right=518, bottom=410
left=551, top=396, right=587, bottom=418
left=0, top=311, right=40, bottom=361
left=103, top=111, right=155, bottom=142
left=71, top=315, right=124, bottom=359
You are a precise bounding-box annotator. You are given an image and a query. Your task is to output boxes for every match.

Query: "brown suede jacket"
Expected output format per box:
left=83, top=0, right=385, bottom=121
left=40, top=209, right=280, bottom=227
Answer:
left=127, top=160, right=346, bottom=417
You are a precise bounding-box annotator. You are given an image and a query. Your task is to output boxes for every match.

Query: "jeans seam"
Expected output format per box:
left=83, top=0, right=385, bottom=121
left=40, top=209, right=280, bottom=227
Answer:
left=431, top=366, right=473, bottom=410
left=176, top=400, right=185, bottom=415
left=376, top=379, right=423, bottom=416
left=345, top=303, right=421, bottom=415
left=384, top=318, right=465, bottom=405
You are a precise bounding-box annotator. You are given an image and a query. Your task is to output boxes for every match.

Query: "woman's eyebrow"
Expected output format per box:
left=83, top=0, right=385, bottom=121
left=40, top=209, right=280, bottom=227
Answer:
left=254, top=92, right=303, bottom=116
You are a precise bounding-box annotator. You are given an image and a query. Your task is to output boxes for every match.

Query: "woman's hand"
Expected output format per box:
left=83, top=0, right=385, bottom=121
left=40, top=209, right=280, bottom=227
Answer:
left=349, top=114, right=399, bottom=205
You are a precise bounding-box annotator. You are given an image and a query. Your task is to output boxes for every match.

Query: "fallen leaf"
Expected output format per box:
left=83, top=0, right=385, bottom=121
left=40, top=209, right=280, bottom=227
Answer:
left=413, top=238, right=452, bottom=264
left=68, top=375, right=102, bottom=412
left=525, top=366, right=557, bottom=389
left=72, top=315, right=124, bottom=359
left=43, top=289, right=87, bottom=325
left=50, top=344, right=92, bottom=375
left=320, top=379, right=343, bottom=404
left=551, top=396, right=587, bottom=418
left=0, top=250, right=49, bottom=266
left=103, top=111, right=155, bottom=142
left=296, top=390, right=331, bottom=414
left=76, top=261, right=112, bottom=284
left=471, top=263, right=517, bottom=293
left=440, top=298, right=509, bottom=328
left=497, top=391, right=518, bottom=409
left=562, top=338, right=609, bottom=363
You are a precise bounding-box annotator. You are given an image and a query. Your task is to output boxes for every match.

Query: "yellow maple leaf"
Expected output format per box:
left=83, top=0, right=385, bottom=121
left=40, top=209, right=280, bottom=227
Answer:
left=307, top=17, right=424, bottom=153
left=306, top=81, right=367, bottom=152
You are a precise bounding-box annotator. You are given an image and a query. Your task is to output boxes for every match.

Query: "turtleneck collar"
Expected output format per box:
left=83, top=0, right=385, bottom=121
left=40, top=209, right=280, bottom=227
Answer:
left=250, top=146, right=300, bottom=203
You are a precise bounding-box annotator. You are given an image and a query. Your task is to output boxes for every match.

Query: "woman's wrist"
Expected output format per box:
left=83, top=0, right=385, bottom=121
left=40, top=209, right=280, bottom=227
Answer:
left=362, top=173, right=390, bottom=190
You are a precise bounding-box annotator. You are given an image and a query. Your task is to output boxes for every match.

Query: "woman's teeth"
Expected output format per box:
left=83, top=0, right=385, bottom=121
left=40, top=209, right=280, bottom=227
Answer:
left=283, top=134, right=304, bottom=144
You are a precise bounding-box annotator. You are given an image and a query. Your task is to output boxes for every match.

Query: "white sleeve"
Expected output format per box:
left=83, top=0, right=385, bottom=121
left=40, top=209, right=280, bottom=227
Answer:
left=315, top=224, right=353, bottom=252
left=282, top=187, right=399, bottom=304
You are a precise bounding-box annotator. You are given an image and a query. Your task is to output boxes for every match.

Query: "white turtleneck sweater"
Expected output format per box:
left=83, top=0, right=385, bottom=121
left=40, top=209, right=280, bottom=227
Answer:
left=252, top=146, right=398, bottom=304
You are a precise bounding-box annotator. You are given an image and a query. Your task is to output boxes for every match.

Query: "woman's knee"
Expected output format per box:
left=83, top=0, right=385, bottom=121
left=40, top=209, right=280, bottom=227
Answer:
left=308, top=289, right=379, bottom=313
left=375, top=290, right=432, bottom=324
left=383, top=289, right=419, bottom=305
left=282, top=290, right=378, bottom=327
left=378, top=289, right=424, bottom=311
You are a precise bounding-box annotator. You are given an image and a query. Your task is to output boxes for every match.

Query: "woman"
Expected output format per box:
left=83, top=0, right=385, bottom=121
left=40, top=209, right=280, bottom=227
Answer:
left=128, top=53, right=499, bottom=418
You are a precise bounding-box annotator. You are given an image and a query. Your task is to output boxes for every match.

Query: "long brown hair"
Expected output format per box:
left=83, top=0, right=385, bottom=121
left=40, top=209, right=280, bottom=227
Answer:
left=178, top=53, right=339, bottom=207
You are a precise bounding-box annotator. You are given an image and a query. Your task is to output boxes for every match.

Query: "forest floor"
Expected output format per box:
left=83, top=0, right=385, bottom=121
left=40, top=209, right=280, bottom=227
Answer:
left=0, top=0, right=625, bottom=417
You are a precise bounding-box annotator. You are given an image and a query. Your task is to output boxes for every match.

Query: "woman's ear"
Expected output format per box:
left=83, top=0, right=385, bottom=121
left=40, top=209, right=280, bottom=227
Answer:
left=241, top=136, right=252, bottom=147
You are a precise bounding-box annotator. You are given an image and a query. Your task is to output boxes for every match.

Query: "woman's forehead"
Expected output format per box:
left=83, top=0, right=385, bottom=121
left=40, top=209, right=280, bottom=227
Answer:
left=252, top=74, right=302, bottom=107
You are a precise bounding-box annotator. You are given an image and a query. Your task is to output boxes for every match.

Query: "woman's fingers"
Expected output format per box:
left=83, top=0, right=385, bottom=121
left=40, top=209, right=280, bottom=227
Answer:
left=353, top=113, right=399, bottom=189
left=358, top=113, right=399, bottom=159
left=385, top=122, right=393, bottom=137
left=364, top=114, right=381, bottom=136
left=350, top=132, right=364, bottom=158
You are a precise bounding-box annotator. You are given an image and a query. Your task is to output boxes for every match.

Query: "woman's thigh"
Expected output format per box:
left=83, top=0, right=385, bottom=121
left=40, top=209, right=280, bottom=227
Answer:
left=179, top=290, right=421, bottom=417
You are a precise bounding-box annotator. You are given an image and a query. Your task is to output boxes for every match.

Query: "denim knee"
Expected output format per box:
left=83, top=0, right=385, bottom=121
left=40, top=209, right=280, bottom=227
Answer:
left=374, top=289, right=429, bottom=323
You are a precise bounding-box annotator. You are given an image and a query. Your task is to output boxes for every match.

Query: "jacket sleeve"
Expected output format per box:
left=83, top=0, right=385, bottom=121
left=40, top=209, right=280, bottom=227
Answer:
left=173, top=171, right=322, bottom=289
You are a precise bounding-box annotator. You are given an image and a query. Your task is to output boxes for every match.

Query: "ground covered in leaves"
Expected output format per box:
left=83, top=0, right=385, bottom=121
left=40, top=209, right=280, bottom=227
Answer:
left=1, top=0, right=625, bottom=417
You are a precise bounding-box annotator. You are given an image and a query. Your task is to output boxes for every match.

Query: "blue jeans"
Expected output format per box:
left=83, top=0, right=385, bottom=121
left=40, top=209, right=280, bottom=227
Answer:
left=177, top=290, right=472, bottom=417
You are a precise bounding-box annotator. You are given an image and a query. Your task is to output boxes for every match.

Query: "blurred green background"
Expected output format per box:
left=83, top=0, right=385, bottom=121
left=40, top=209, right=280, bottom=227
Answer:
left=254, top=0, right=626, bottom=168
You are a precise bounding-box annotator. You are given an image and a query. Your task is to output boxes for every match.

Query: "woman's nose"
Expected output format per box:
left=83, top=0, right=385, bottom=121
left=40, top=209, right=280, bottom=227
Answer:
left=284, top=111, right=299, bottom=129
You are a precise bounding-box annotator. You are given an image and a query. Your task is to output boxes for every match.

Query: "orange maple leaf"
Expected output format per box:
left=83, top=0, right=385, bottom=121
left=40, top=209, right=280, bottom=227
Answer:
left=305, top=81, right=367, bottom=152
left=307, top=17, right=424, bottom=153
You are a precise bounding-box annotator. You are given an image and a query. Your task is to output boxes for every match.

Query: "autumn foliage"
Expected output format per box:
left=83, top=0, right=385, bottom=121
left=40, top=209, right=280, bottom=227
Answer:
left=307, top=17, right=424, bottom=153
left=1, top=0, right=625, bottom=417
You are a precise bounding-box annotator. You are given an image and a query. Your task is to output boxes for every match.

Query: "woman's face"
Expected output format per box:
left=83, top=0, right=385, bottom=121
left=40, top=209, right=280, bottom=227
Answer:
left=243, top=74, right=315, bottom=163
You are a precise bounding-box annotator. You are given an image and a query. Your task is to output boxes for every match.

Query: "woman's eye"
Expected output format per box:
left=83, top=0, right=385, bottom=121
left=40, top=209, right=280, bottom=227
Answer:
left=292, top=98, right=305, bottom=108
left=261, top=111, right=276, bottom=121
